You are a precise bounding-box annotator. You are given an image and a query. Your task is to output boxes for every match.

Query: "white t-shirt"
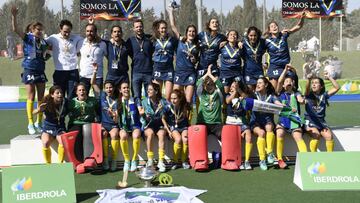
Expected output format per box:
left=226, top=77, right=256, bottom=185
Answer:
left=78, top=38, right=107, bottom=79
left=46, top=33, right=83, bottom=71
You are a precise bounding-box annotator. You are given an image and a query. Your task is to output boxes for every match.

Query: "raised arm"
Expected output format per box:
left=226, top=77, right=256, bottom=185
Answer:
left=90, top=64, right=101, bottom=96
left=276, top=67, right=288, bottom=94
left=304, top=78, right=311, bottom=96
left=167, top=7, right=180, bottom=39
left=326, top=73, right=340, bottom=96
left=284, top=12, right=305, bottom=34
left=11, top=6, right=25, bottom=39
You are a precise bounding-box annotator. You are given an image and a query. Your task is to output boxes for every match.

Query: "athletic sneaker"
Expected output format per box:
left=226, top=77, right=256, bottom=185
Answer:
left=110, top=160, right=117, bottom=171
left=182, top=161, right=191, bottom=169
left=34, top=122, right=42, bottom=133
left=259, top=160, right=268, bottom=171
left=267, top=152, right=276, bottom=164
left=103, top=159, right=110, bottom=170
left=239, top=162, right=245, bottom=170
left=146, top=159, right=154, bottom=168
left=130, top=160, right=137, bottom=172
left=123, top=161, right=130, bottom=171
left=278, top=159, right=287, bottom=169
left=28, top=124, right=36, bottom=135
left=244, top=161, right=252, bottom=170
left=157, top=161, right=166, bottom=172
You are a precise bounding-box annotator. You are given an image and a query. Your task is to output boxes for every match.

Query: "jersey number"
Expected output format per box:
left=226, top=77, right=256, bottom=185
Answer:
left=27, top=75, right=35, bottom=81
left=154, top=71, right=161, bottom=77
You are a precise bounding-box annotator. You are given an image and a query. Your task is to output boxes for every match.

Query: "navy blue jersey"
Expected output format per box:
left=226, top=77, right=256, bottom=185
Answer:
left=141, top=97, right=167, bottom=128
left=304, top=92, right=330, bottom=120
left=163, top=104, right=188, bottom=129
left=265, top=32, right=290, bottom=66
left=250, top=92, right=277, bottom=126
left=22, top=33, right=48, bottom=72
left=226, top=95, right=247, bottom=118
left=119, top=97, right=141, bottom=131
left=105, top=40, right=129, bottom=76
left=175, top=40, right=199, bottom=72
left=152, top=37, right=177, bottom=71
left=100, top=91, right=118, bottom=126
left=43, top=99, right=68, bottom=128
left=220, top=43, right=242, bottom=78
left=126, top=35, right=154, bottom=73
left=198, top=31, right=226, bottom=70
left=242, top=38, right=267, bottom=76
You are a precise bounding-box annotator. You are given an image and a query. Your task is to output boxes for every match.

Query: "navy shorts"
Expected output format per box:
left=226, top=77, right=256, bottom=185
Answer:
left=267, top=64, right=285, bottom=80
left=197, top=64, right=219, bottom=79
left=21, top=69, right=47, bottom=84
left=102, top=122, right=119, bottom=132
left=174, top=71, right=196, bottom=86
left=153, top=69, right=173, bottom=82
left=42, top=124, right=66, bottom=137
left=304, top=117, right=329, bottom=131
left=244, top=74, right=263, bottom=85
left=170, top=125, right=188, bottom=133
left=250, top=117, right=275, bottom=130
left=106, top=73, right=129, bottom=88
left=277, top=123, right=302, bottom=134
left=220, top=75, right=243, bottom=87
left=144, top=122, right=164, bottom=133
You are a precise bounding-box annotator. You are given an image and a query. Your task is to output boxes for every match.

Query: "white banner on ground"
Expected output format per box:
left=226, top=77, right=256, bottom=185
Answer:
left=95, top=186, right=207, bottom=203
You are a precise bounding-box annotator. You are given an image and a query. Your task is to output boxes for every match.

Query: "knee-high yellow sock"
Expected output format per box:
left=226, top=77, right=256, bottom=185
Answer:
left=58, top=144, right=65, bottom=163
left=257, top=137, right=266, bottom=161
left=111, top=140, right=119, bottom=160
left=36, top=101, right=43, bottom=124
left=102, top=138, right=109, bottom=159
left=181, top=143, right=188, bottom=162
left=158, top=149, right=165, bottom=162
left=277, top=137, right=284, bottom=160
left=296, top=139, right=308, bottom=152
left=132, top=138, right=140, bottom=161
left=147, top=151, right=154, bottom=160
left=42, top=147, right=51, bottom=164
left=326, top=140, right=334, bottom=152
left=245, top=143, right=253, bottom=161
left=173, top=143, right=182, bottom=162
left=120, top=140, right=130, bottom=161
left=309, top=139, right=319, bottom=152
left=266, top=131, right=275, bottom=153
left=27, top=99, right=34, bottom=125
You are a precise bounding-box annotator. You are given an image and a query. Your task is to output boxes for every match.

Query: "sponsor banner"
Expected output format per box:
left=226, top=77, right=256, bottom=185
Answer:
left=2, top=163, right=76, bottom=203
left=298, top=79, right=360, bottom=95
left=294, top=152, right=360, bottom=191
left=282, top=0, right=344, bottom=18
left=80, top=0, right=141, bottom=21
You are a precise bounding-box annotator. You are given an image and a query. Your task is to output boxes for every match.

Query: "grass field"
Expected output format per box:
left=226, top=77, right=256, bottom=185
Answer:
left=0, top=102, right=360, bottom=202
left=1, top=51, right=360, bottom=85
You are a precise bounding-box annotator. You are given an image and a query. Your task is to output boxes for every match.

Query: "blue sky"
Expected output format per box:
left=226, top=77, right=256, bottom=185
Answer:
left=0, top=0, right=358, bottom=15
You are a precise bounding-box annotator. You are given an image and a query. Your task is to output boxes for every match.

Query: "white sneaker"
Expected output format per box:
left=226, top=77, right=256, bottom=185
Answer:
left=146, top=159, right=154, bottom=167
left=28, top=124, right=36, bottom=135
left=130, top=160, right=137, bottom=172
left=34, top=122, right=42, bottom=133
left=182, top=161, right=190, bottom=169
left=239, top=162, right=245, bottom=170
left=171, top=162, right=179, bottom=170
left=123, top=161, right=130, bottom=171
left=157, top=161, right=166, bottom=172
left=244, top=161, right=252, bottom=170
left=110, top=160, right=117, bottom=171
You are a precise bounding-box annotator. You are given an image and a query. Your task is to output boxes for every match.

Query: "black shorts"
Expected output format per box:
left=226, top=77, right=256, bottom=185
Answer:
left=21, top=69, right=47, bottom=84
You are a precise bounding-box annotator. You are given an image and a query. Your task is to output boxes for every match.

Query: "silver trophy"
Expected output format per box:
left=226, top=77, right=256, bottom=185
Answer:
left=170, top=0, right=180, bottom=9
left=135, top=166, right=159, bottom=187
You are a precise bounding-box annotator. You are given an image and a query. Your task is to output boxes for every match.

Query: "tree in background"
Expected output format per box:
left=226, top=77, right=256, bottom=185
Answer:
left=177, top=0, right=197, bottom=34
left=25, top=0, right=45, bottom=25
left=243, top=0, right=257, bottom=30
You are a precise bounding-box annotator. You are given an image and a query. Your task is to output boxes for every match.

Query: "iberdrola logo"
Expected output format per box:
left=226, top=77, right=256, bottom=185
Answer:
left=307, top=162, right=326, bottom=176
left=11, top=177, right=32, bottom=192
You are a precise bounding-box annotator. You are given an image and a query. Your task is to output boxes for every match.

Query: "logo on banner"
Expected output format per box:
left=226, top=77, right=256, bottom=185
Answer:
left=307, top=162, right=326, bottom=176
left=320, top=0, right=337, bottom=15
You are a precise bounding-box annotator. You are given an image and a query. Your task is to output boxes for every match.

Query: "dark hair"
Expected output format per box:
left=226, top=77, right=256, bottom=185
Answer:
left=133, top=19, right=143, bottom=26
left=226, top=29, right=239, bottom=40
left=181, top=24, right=199, bottom=45
left=247, top=26, right=262, bottom=42
left=75, top=82, right=88, bottom=95
left=25, top=23, right=32, bottom=33
left=111, top=25, right=122, bottom=33
left=152, top=19, right=168, bottom=39
left=263, top=20, right=278, bottom=38
left=31, top=22, right=43, bottom=30
left=257, top=77, right=276, bottom=96
left=308, top=77, right=329, bottom=106
left=116, top=81, right=131, bottom=115
left=203, top=76, right=215, bottom=90
left=148, top=82, right=162, bottom=100
left=85, top=23, right=97, bottom=33
left=42, top=85, right=63, bottom=114
left=59, top=19, right=73, bottom=30
left=104, top=80, right=119, bottom=99
left=205, top=18, right=220, bottom=33
left=170, top=89, right=188, bottom=112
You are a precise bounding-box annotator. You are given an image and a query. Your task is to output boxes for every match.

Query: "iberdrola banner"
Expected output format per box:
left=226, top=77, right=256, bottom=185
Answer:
left=80, top=0, right=141, bottom=21
left=282, top=0, right=344, bottom=18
